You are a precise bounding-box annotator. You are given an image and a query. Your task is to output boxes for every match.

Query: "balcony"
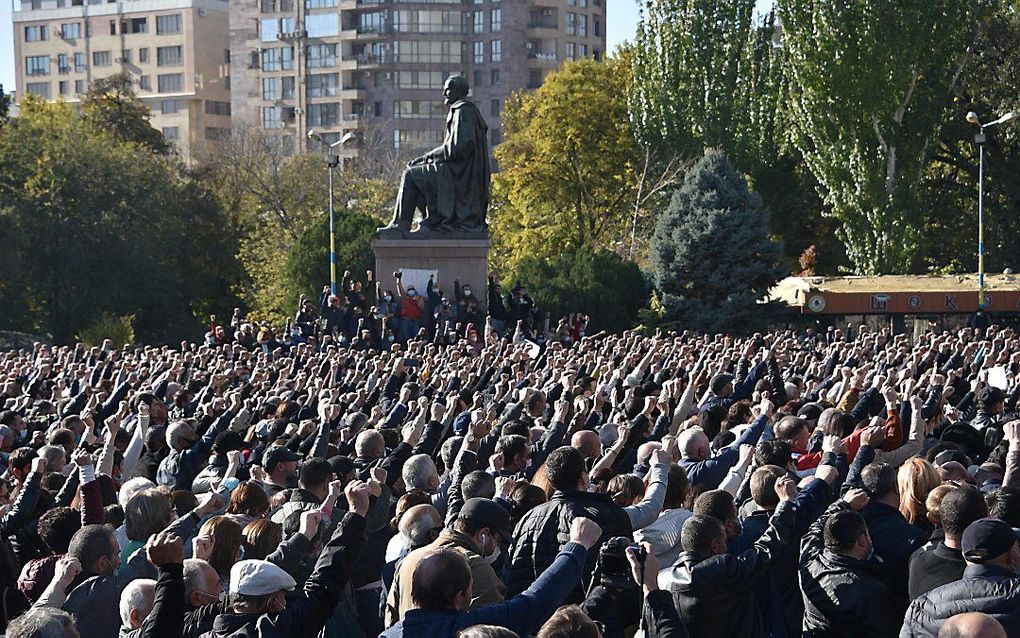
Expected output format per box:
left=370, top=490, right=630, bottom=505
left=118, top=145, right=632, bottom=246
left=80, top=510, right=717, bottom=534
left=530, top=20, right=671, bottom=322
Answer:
left=353, top=53, right=387, bottom=68
left=527, top=51, right=558, bottom=62
left=354, top=26, right=390, bottom=39
left=340, top=84, right=367, bottom=99
left=339, top=0, right=384, bottom=9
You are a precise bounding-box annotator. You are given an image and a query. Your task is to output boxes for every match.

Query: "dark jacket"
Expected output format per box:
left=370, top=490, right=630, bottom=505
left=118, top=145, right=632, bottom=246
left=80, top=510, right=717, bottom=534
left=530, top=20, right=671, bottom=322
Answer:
left=123, top=564, right=185, bottom=638
left=860, top=500, right=928, bottom=614
left=65, top=547, right=158, bottom=638
left=200, top=511, right=366, bottom=638
left=380, top=542, right=587, bottom=638
left=157, top=410, right=234, bottom=491
left=664, top=500, right=796, bottom=638
left=679, top=415, right=769, bottom=489
left=907, top=541, right=965, bottom=601
left=799, top=501, right=899, bottom=638
left=504, top=489, right=631, bottom=600
left=642, top=590, right=687, bottom=638
left=900, top=563, right=1020, bottom=637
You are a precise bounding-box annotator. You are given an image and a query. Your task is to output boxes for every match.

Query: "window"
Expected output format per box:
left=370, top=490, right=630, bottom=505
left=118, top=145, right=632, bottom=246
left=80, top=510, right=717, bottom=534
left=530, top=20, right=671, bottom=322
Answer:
left=490, top=98, right=499, bottom=117
left=224, top=49, right=230, bottom=64
left=395, top=70, right=457, bottom=89
left=161, top=126, right=179, bottom=141
left=127, top=17, right=147, bottom=33
left=473, top=70, right=483, bottom=87
left=305, top=14, right=338, bottom=37
left=109, top=20, right=117, bottom=35
left=205, top=127, right=230, bottom=141
left=121, top=49, right=132, bottom=64
left=161, top=99, right=182, bottom=113
left=580, top=0, right=588, bottom=7
left=74, top=52, right=85, bottom=71
left=205, top=100, right=231, bottom=115
left=157, top=73, right=183, bottom=92
left=566, top=42, right=575, bottom=60
left=528, top=68, right=542, bottom=88
left=75, top=79, right=84, bottom=93
left=156, top=14, right=181, bottom=35
left=577, top=14, right=587, bottom=37
left=25, top=56, right=50, bottom=76
left=567, top=0, right=575, bottom=5
left=490, top=128, right=501, bottom=146
left=59, top=80, right=69, bottom=95
left=157, top=46, right=183, bottom=66
left=262, top=77, right=280, bottom=100
left=262, top=106, right=282, bottom=129
left=393, top=10, right=462, bottom=34
left=262, top=47, right=294, bottom=71
left=305, top=0, right=337, bottom=8
left=26, top=82, right=50, bottom=98
left=307, top=103, right=338, bottom=126
left=490, top=8, right=501, bottom=31
left=393, top=100, right=442, bottom=119
left=358, top=11, right=386, bottom=33
left=577, top=43, right=587, bottom=57
left=473, top=41, right=484, bottom=63
left=25, top=25, right=49, bottom=41
left=307, top=44, right=337, bottom=68
left=374, top=101, right=382, bottom=117
left=92, top=51, right=111, bottom=66
left=593, top=17, right=600, bottom=37
left=566, top=12, right=575, bottom=35
left=392, top=41, right=461, bottom=64
left=392, top=129, right=443, bottom=149
left=138, top=75, right=151, bottom=90
left=490, top=68, right=500, bottom=85
left=490, top=39, right=501, bottom=62
left=60, top=22, right=81, bottom=38
left=473, top=10, right=483, bottom=33
left=306, top=73, right=339, bottom=97
left=260, top=18, right=280, bottom=42
left=57, top=54, right=69, bottom=73
left=139, top=48, right=149, bottom=63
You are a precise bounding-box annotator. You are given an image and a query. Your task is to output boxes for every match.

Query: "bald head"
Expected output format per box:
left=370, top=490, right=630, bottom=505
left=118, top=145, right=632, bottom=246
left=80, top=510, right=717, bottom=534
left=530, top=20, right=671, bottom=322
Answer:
left=571, top=430, right=601, bottom=459
left=399, top=504, right=442, bottom=549
left=637, top=441, right=662, bottom=466
left=939, top=613, right=1007, bottom=638
left=355, top=430, right=385, bottom=459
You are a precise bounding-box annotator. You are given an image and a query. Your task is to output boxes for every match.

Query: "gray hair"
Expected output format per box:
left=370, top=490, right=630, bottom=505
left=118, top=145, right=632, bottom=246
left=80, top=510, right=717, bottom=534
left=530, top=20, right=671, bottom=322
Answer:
left=398, top=504, right=441, bottom=549
left=402, top=454, right=438, bottom=491
left=677, top=427, right=705, bottom=459
left=183, top=558, right=218, bottom=599
left=119, top=578, right=156, bottom=627
left=118, top=477, right=157, bottom=509
left=355, top=430, right=385, bottom=458
left=7, top=607, right=78, bottom=638
left=38, top=445, right=65, bottom=469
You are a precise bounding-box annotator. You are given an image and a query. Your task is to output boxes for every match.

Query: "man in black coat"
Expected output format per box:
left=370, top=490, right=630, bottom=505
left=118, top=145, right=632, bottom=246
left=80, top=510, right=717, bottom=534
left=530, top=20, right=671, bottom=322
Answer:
left=504, top=446, right=632, bottom=601
left=902, top=518, right=1020, bottom=637
left=907, top=485, right=987, bottom=600
left=662, top=474, right=798, bottom=638
left=799, top=489, right=900, bottom=638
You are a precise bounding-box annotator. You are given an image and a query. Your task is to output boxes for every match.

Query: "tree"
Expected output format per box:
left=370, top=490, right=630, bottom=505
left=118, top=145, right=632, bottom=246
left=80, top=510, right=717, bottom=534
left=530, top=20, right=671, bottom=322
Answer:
left=286, top=209, right=379, bottom=305
left=0, top=97, right=238, bottom=342
left=778, top=0, right=983, bottom=274
left=492, top=56, right=680, bottom=271
left=649, top=150, right=786, bottom=333
left=511, top=247, right=647, bottom=334
left=81, top=73, right=169, bottom=155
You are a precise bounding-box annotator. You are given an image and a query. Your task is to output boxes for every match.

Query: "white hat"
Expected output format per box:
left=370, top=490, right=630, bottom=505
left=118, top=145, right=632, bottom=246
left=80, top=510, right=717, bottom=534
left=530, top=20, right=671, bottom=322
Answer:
left=229, top=560, right=297, bottom=596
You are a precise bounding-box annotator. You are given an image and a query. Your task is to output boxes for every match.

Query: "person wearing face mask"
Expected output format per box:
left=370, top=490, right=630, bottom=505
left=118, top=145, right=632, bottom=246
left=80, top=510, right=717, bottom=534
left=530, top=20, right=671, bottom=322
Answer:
left=156, top=394, right=240, bottom=492
left=385, top=497, right=512, bottom=626
left=902, top=517, right=1020, bottom=637
left=395, top=272, right=423, bottom=343
left=800, top=489, right=899, bottom=638
left=376, top=280, right=401, bottom=341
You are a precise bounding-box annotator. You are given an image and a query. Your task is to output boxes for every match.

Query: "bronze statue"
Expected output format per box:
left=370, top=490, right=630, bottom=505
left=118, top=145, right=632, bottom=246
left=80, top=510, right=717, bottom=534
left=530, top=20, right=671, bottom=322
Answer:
left=379, top=75, right=490, bottom=236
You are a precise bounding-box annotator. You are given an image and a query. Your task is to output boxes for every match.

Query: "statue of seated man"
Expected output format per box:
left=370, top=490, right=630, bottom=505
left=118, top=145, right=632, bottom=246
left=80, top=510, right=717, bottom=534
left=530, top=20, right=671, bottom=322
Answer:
left=381, top=75, right=491, bottom=235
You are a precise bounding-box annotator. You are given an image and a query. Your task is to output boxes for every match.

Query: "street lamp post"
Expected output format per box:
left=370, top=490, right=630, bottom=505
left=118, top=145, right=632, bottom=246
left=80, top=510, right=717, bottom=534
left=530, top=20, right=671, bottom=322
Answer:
left=966, top=111, right=1015, bottom=309
left=307, top=130, right=355, bottom=296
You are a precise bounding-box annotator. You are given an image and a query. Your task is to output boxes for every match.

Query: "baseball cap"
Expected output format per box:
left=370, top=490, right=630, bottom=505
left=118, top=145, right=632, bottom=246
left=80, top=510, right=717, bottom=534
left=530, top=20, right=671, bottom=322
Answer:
left=710, top=374, right=734, bottom=395
left=962, top=518, right=1018, bottom=564
left=328, top=455, right=356, bottom=479
left=977, top=386, right=1006, bottom=407
left=796, top=403, right=823, bottom=422
left=229, top=560, right=296, bottom=595
left=264, top=447, right=302, bottom=471
left=458, top=498, right=513, bottom=541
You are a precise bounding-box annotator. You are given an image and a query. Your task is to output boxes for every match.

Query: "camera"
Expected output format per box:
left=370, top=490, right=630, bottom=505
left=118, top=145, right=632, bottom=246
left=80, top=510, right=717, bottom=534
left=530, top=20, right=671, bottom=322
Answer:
left=595, top=537, right=638, bottom=591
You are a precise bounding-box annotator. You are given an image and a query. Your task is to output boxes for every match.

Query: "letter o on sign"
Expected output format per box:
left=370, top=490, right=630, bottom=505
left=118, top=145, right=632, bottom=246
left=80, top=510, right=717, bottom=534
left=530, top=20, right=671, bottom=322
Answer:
left=808, top=295, right=826, bottom=313
left=907, top=295, right=921, bottom=310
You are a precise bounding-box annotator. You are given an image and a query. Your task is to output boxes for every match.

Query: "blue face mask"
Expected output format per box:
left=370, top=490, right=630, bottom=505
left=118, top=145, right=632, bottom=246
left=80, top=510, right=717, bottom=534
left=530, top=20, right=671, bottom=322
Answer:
left=408, top=290, right=417, bottom=297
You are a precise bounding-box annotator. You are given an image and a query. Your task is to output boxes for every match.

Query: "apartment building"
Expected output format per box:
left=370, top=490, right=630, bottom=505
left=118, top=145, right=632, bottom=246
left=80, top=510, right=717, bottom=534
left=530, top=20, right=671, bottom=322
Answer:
left=229, top=0, right=607, bottom=155
left=12, top=0, right=232, bottom=160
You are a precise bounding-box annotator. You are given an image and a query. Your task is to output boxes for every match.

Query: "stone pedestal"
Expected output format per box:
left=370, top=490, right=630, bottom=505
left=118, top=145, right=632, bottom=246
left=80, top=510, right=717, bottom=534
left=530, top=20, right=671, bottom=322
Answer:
left=373, top=237, right=490, bottom=302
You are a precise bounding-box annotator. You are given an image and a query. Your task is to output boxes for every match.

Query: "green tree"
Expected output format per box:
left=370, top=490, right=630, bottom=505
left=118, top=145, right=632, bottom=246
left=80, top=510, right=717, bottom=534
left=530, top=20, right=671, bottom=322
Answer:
left=649, top=150, right=786, bottom=333
left=492, top=56, right=680, bottom=271
left=286, top=209, right=379, bottom=304
left=81, top=73, right=170, bottom=155
left=511, top=247, right=647, bottom=334
left=778, top=0, right=983, bottom=274
left=0, top=97, right=238, bottom=342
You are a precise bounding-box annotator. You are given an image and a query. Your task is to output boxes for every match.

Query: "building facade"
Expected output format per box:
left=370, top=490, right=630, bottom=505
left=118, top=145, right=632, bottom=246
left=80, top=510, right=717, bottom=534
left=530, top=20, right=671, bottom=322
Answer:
left=228, top=0, right=607, bottom=155
left=12, top=0, right=232, bottom=160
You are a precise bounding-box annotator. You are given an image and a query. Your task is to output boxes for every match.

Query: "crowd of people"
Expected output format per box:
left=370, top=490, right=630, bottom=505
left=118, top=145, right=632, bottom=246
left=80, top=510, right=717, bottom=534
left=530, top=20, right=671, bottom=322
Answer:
left=209, top=270, right=589, bottom=353
left=0, top=310, right=1019, bottom=638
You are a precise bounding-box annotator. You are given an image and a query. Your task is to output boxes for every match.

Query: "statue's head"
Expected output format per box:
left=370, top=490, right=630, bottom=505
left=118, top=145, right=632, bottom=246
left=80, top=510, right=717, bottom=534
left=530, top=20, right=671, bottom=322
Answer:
left=443, top=75, right=469, bottom=105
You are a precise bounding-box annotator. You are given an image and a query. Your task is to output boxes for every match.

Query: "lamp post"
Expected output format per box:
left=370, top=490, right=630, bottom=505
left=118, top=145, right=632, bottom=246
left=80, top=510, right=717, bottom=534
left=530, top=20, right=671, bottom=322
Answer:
left=307, top=129, right=356, bottom=296
left=966, top=110, right=1015, bottom=309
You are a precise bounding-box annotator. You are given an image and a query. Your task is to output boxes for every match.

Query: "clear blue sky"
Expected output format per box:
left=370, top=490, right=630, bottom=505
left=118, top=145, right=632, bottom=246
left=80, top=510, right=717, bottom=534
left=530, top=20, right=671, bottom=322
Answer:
left=1, top=0, right=773, bottom=96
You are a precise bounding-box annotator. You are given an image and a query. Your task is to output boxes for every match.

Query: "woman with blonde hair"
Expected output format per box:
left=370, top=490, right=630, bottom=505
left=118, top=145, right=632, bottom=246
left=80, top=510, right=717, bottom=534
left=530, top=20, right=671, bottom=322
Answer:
left=898, top=458, right=941, bottom=533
